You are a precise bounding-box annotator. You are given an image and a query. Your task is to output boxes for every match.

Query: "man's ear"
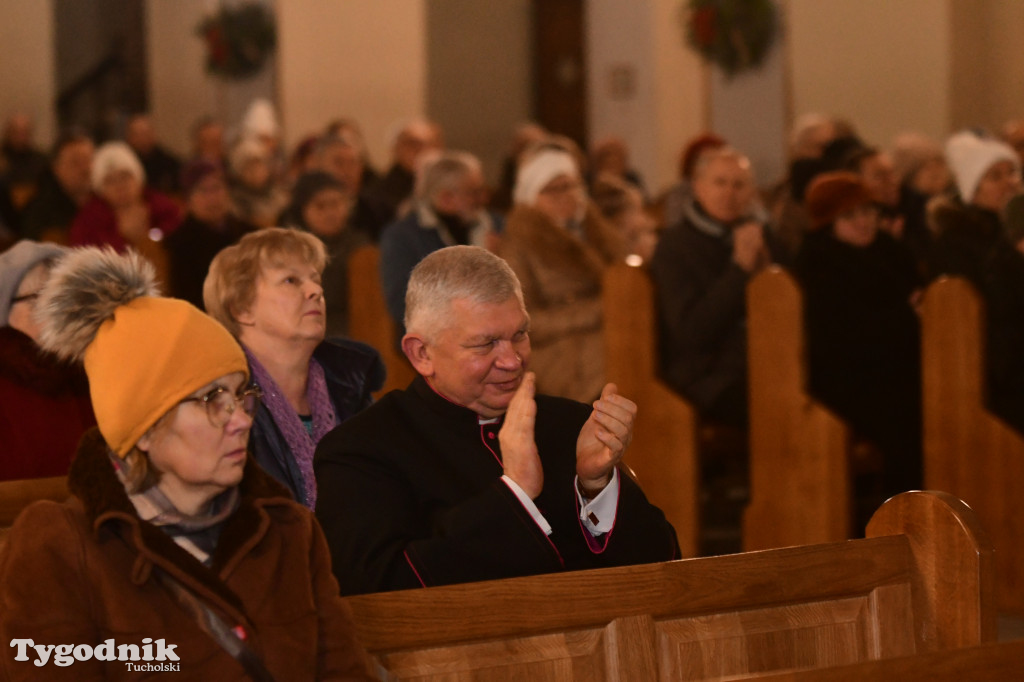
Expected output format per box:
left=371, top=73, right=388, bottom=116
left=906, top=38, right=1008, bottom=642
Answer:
left=136, top=430, right=152, bottom=454
left=401, top=333, right=433, bottom=378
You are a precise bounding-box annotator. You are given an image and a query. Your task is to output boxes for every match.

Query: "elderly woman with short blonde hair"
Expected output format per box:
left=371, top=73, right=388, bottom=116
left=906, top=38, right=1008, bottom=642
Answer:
left=204, top=227, right=384, bottom=509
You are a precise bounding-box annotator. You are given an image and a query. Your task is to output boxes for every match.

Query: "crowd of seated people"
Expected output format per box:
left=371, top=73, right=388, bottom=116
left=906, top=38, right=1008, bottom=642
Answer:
left=3, top=97, right=1024, bottom=675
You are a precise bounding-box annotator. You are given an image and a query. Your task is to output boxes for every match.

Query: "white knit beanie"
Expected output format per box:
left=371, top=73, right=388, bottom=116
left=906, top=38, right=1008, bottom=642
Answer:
left=513, top=149, right=580, bottom=206
left=91, top=141, right=146, bottom=192
left=945, top=131, right=1019, bottom=203
left=242, top=98, right=279, bottom=138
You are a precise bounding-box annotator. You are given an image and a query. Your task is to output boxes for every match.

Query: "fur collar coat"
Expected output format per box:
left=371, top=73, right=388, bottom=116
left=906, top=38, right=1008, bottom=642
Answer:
left=499, top=204, right=626, bottom=402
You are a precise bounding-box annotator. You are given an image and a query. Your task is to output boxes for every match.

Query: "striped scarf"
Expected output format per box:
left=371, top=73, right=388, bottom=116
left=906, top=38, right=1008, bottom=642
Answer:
left=112, top=454, right=240, bottom=567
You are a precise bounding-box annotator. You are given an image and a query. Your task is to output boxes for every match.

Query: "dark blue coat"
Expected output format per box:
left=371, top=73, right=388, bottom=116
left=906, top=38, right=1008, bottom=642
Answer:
left=249, top=337, right=385, bottom=507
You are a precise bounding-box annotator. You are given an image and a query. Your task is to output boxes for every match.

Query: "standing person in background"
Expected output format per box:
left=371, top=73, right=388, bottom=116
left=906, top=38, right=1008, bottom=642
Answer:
left=0, top=247, right=377, bottom=680
left=19, top=129, right=94, bottom=243
left=0, top=241, right=94, bottom=481
left=204, top=228, right=384, bottom=508
left=165, top=160, right=255, bottom=309
left=500, top=148, right=626, bottom=402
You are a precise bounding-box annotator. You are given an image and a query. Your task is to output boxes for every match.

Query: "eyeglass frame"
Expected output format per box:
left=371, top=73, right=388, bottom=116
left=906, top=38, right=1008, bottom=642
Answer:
left=179, top=385, right=262, bottom=428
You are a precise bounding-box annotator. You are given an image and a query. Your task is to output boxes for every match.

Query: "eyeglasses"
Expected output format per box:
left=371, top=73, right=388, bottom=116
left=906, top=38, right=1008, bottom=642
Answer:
left=180, top=385, right=262, bottom=428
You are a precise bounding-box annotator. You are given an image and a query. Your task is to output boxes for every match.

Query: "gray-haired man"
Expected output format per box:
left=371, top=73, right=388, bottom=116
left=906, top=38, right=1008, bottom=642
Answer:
left=316, top=245, right=678, bottom=595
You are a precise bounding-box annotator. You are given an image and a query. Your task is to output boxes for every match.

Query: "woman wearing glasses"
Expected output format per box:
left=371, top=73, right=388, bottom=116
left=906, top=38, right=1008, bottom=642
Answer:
left=0, top=247, right=376, bottom=680
left=204, top=228, right=383, bottom=510
left=499, top=146, right=626, bottom=402
left=0, top=240, right=95, bottom=481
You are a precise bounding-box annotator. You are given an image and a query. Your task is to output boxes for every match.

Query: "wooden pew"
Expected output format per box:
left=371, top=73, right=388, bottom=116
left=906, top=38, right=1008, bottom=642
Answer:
left=0, top=476, right=69, bottom=553
left=921, top=276, right=1024, bottom=615
left=754, top=638, right=1024, bottom=681
left=347, top=245, right=417, bottom=397
left=346, top=491, right=993, bottom=680
left=744, top=266, right=853, bottom=550
left=602, top=262, right=700, bottom=558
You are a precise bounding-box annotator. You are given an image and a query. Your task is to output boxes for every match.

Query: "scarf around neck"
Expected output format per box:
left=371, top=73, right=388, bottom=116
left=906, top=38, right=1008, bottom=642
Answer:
left=245, top=347, right=337, bottom=509
left=111, top=453, right=240, bottom=567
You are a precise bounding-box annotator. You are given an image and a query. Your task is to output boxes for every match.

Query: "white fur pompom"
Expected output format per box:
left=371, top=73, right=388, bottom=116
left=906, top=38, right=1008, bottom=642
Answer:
left=35, top=247, right=159, bottom=362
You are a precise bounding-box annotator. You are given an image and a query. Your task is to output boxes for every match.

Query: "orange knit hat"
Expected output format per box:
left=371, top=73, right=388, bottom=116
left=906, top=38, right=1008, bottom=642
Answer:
left=36, top=248, right=248, bottom=456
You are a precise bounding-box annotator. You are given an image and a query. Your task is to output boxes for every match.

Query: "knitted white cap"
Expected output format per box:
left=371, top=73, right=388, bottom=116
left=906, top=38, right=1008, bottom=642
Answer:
left=513, top=149, right=579, bottom=206
left=91, top=141, right=145, bottom=192
left=945, top=131, right=1019, bottom=203
left=241, top=98, right=279, bottom=138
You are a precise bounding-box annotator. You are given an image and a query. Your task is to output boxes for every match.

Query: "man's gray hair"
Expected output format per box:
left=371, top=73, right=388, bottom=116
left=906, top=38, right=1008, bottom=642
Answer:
left=415, top=151, right=480, bottom=204
left=405, top=246, right=524, bottom=340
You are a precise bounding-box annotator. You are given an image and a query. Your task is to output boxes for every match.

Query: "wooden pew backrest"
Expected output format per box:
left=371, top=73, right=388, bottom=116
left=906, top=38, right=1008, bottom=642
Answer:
left=744, top=267, right=851, bottom=551
left=603, top=262, right=699, bottom=558
left=921, top=276, right=1024, bottom=614
left=347, top=245, right=417, bottom=397
left=751, top=638, right=1024, bottom=682
left=347, top=491, right=994, bottom=680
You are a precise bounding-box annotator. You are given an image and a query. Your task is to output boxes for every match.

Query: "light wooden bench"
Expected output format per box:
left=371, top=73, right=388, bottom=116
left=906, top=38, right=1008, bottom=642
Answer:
left=347, top=245, right=417, bottom=397
left=346, top=490, right=994, bottom=680
left=603, top=262, right=700, bottom=558
left=753, top=638, right=1024, bottom=681
left=743, top=266, right=853, bottom=551
left=921, top=276, right=1024, bottom=615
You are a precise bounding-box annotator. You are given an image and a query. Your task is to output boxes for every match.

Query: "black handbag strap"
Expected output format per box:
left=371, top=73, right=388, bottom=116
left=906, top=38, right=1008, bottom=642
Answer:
left=153, top=566, right=277, bottom=682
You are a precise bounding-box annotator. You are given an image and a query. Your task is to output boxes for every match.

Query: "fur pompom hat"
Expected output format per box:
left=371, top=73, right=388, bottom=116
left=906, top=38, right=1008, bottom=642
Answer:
left=945, top=130, right=1019, bottom=203
left=35, top=247, right=248, bottom=456
left=805, top=172, right=872, bottom=230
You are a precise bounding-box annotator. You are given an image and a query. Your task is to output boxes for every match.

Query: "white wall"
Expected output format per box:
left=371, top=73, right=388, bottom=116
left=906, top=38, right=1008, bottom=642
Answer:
left=147, top=0, right=219, bottom=156
left=588, top=0, right=707, bottom=194
left=426, top=0, right=532, bottom=184
left=710, top=38, right=787, bottom=188
left=276, top=0, right=427, bottom=171
left=788, top=0, right=951, bottom=146
left=0, top=0, right=56, bottom=144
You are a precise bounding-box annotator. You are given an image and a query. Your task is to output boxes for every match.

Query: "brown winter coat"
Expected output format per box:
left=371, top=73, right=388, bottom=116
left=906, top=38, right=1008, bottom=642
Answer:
left=0, top=428, right=377, bottom=681
left=500, top=204, right=626, bottom=401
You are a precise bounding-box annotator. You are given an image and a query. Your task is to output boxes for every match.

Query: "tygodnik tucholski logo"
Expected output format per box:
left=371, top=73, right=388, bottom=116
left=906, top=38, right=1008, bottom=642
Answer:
left=10, top=638, right=181, bottom=671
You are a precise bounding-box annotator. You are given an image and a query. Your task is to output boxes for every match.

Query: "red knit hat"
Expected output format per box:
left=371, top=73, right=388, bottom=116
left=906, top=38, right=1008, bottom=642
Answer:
left=805, top=171, right=872, bottom=230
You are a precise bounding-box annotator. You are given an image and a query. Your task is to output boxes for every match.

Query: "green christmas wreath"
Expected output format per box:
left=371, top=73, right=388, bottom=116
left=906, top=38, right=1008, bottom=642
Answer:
left=197, top=3, right=277, bottom=80
left=685, top=0, right=779, bottom=78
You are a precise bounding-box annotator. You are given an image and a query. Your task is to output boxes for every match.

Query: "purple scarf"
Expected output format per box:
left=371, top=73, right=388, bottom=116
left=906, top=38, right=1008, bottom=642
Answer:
left=245, top=348, right=337, bottom=509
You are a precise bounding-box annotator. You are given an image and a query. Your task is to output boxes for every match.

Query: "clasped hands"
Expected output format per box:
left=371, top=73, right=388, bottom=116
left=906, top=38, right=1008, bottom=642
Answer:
left=498, top=372, right=636, bottom=500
